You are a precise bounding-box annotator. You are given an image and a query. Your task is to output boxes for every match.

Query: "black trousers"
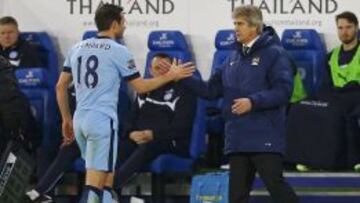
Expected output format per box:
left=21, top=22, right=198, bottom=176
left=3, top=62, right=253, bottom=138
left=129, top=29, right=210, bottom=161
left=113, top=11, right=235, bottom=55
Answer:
left=114, top=138, right=189, bottom=191
left=35, top=142, right=80, bottom=194
left=229, top=152, right=298, bottom=203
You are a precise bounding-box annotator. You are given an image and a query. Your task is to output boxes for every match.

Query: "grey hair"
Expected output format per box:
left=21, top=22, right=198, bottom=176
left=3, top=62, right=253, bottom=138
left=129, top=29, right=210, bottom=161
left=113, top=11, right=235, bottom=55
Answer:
left=232, top=5, right=263, bottom=34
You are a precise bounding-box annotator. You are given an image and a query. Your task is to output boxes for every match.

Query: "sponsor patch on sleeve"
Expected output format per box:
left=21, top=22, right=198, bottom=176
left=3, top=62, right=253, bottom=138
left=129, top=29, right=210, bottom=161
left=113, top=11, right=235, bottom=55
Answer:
left=127, top=59, right=137, bottom=70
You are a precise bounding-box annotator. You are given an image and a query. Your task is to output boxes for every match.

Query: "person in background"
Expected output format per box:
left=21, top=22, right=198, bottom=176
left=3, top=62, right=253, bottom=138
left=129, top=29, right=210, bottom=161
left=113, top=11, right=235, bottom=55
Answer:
left=0, top=16, right=41, bottom=67
left=296, top=11, right=360, bottom=172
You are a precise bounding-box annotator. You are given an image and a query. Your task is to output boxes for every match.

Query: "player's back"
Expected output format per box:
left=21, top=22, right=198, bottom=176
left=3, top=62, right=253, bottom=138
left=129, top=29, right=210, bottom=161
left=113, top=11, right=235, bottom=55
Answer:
left=64, top=37, right=138, bottom=120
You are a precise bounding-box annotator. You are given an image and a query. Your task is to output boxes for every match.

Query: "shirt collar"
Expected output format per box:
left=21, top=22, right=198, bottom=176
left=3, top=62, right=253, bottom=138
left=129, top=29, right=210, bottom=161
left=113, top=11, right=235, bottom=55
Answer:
left=96, top=35, right=111, bottom=39
left=243, top=35, right=260, bottom=49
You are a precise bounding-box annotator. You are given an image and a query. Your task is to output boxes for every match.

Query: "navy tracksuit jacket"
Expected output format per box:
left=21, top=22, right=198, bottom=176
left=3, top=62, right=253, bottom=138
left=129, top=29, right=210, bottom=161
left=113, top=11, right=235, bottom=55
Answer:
left=184, top=26, right=294, bottom=155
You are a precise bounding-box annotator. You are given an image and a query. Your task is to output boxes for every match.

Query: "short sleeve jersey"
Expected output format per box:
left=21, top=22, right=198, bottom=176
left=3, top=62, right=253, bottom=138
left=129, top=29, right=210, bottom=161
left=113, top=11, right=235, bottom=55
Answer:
left=63, top=36, right=140, bottom=119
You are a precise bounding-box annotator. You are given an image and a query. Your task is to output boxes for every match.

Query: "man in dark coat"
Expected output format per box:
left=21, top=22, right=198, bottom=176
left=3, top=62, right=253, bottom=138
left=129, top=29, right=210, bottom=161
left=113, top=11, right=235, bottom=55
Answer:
left=182, top=5, right=298, bottom=203
left=0, top=16, right=42, bottom=67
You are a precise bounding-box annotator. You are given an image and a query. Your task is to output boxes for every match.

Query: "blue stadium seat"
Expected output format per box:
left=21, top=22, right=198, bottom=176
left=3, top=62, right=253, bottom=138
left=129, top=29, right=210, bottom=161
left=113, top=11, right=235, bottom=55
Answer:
left=144, top=30, right=206, bottom=173
left=20, top=32, right=59, bottom=87
left=144, top=30, right=207, bottom=201
left=16, top=32, right=60, bottom=149
left=144, top=30, right=192, bottom=78
left=82, top=30, right=97, bottom=40
left=149, top=98, right=206, bottom=172
left=281, top=29, right=327, bottom=96
left=15, top=68, right=59, bottom=149
left=212, top=30, right=237, bottom=72
left=206, top=29, right=237, bottom=135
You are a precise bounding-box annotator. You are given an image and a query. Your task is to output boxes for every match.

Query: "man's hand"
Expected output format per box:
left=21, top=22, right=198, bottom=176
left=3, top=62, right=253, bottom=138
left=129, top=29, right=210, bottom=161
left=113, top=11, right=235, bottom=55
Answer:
left=129, top=131, right=143, bottom=143
left=232, top=98, right=252, bottom=115
left=129, top=130, right=154, bottom=144
left=156, top=58, right=172, bottom=75
left=60, top=137, right=75, bottom=148
left=141, top=130, right=154, bottom=143
left=62, top=119, right=74, bottom=145
left=165, top=59, right=196, bottom=81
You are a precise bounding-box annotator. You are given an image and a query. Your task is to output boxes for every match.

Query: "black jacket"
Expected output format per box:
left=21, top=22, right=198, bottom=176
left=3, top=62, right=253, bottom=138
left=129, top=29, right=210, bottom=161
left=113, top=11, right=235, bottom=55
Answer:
left=0, top=56, right=23, bottom=102
left=0, top=38, right=42, bottom=67
left=123, top=82, right=197, bottom=146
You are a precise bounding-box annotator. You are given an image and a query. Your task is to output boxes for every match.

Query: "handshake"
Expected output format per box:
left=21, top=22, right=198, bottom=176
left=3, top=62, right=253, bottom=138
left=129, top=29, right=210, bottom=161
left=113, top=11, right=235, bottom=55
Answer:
left=155, top=58, right=196, bottom=81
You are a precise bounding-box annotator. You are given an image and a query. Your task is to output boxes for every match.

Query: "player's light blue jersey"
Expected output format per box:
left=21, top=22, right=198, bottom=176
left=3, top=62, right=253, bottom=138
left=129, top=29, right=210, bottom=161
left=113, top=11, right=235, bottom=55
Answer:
left=63, top=36, right=139, bottom=120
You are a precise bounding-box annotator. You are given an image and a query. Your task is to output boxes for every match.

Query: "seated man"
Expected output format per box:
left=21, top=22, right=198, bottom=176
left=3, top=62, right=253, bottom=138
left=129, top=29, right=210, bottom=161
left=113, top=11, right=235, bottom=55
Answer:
left=0, top=16, right=41, bottom=67
left=0, top=55, right=39, bottom=156
left=288, top=11, right=360, bottom=171
left=322, top=11, right=360, bottom=92
left=325, top=11, right=360, bottom=170
left=114, top=53, right=197, bottom=192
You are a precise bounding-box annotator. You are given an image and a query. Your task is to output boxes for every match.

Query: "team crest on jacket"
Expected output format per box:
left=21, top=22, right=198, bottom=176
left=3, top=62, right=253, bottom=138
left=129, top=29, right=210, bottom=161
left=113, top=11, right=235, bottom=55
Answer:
left=164, top=89, right=174, bottom=101
left=9, top=51, right=18, bottom=59
left=251, top=57, right=260, bottom=66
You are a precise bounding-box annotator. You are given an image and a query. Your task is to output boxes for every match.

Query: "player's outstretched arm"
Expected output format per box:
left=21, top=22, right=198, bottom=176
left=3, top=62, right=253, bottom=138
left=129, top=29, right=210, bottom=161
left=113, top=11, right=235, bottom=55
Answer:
left=128, top=59, right=195, bottom=94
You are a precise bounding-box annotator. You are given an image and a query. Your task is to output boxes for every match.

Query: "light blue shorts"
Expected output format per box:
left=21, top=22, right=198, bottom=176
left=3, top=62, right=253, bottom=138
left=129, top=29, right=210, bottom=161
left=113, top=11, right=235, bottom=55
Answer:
left=73, top=110, right=118, bottom=172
